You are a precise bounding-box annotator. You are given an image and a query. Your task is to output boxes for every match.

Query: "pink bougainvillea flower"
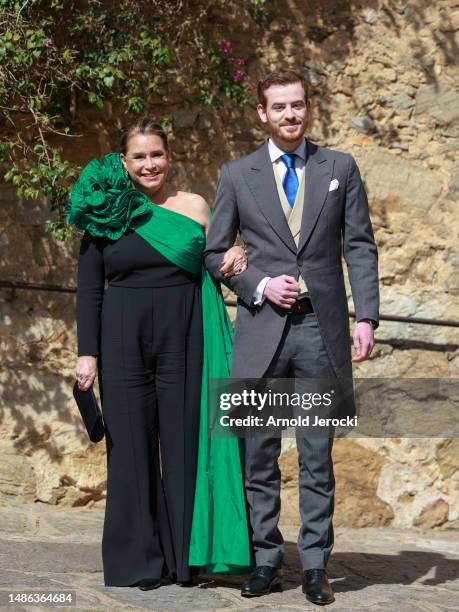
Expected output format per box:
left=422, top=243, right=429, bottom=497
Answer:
left=43, top=38, right=53, bottom=47
left=233, top=69, right=245, bottom=83
left=233, top=57, right=245, bottom=66
left=219, top=39, right=233, bottom=55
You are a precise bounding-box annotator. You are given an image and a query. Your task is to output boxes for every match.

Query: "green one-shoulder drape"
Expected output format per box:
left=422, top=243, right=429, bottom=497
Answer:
left=67, top=153, right=251, bottom=573
left=137, top=208, right=251, bottom=572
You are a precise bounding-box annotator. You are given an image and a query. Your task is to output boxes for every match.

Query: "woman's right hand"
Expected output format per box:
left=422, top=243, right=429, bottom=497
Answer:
left=76, top=356, right=97, bottom=391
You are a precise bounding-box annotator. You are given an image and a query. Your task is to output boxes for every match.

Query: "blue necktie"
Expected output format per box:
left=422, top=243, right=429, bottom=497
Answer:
left=281, top=153, right=298, bottom=208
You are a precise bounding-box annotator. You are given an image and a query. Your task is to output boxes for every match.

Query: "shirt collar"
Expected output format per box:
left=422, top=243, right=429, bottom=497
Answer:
left=268, top=138, right=307, bottom=163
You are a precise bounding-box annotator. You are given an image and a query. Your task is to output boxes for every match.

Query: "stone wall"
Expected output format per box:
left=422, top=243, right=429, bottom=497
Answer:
left=0, top=0, right=458, bottom=527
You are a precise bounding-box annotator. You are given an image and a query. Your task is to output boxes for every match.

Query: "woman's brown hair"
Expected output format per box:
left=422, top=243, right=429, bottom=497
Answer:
left=120, top=118, right=169, bottom=154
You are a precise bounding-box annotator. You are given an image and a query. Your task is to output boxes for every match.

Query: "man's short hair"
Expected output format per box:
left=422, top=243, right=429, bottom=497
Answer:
left=257, top=69, right=309, bottom=106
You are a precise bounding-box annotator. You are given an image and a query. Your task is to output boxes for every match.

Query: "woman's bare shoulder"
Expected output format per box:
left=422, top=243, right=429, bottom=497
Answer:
left=177, top=191, right=210, bottom=224
left=179, top=191, right=208, bottom=208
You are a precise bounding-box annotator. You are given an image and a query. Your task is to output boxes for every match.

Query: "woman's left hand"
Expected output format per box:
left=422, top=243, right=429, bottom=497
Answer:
left=219, top=245, right=247, bottom=279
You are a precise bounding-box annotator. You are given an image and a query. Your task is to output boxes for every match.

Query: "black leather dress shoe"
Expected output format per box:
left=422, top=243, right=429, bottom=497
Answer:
left=137, top=578, right=161, bottom=591
left=302, top=569, right=334, bottom=605
left=241, top=566, right=282, bottom=597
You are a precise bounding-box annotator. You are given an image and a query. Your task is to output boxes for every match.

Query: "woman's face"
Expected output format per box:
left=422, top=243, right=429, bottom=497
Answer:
left=121, top=133, right=169, bottom=194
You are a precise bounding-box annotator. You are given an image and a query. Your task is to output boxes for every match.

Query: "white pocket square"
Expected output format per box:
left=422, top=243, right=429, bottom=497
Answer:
left=329, top=179, right=339, bottom=191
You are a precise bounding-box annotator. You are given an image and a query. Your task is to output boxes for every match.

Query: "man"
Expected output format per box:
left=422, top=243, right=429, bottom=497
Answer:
left=204, top=70, right=379, bottom=605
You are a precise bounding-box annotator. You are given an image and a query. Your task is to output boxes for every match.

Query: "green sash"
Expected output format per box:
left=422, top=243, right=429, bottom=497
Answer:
left=67, top=153, right=251, bottom=572
left=138, top=208, right=250, bottom=572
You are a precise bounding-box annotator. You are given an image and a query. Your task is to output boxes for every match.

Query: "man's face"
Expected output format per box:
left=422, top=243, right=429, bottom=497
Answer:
left=257, top=82, right=309, bottom=146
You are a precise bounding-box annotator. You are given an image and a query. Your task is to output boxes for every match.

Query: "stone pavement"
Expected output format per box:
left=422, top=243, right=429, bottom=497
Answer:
left=0, top=505, right=458, bottom=611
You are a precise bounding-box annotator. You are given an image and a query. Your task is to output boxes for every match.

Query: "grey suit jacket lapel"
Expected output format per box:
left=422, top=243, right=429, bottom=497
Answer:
left=298, top=142, right=333, bottom=254
left=243, top=142, right=297, bottom=254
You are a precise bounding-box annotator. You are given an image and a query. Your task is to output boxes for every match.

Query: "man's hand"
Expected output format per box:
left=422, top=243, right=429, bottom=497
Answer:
left=352, top=321, right=375, bottom=362
left=76, top=356, right=97, bottom=391
left=263, top=275, right=299, bottom=309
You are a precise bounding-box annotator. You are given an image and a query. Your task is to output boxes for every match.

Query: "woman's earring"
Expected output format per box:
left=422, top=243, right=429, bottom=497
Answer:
left=123, top=166, right=129, bottom=179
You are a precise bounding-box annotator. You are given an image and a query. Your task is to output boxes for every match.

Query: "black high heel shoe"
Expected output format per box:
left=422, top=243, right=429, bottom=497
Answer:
left=136, top=578, right=161, bottom=591
left=176, top=579, right=194, bottom=587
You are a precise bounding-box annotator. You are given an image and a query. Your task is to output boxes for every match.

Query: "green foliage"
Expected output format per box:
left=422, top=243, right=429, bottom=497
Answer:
left=0, top=0, right=264, bottom=240
left=247, top=0, right=270, bottom=22
left=200, top=45, right=251, bottom=107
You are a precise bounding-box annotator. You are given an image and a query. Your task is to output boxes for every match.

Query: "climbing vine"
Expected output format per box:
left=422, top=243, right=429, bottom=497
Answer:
left=0, top=0, right=264, bottom=239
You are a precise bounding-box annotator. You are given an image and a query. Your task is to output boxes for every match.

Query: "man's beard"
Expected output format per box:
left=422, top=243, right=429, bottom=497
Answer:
left=269, top=120, right=307, bottom=142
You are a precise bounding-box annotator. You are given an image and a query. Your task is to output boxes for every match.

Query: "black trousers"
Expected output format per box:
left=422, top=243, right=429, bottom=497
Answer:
left=99, top=283, right=203, bottom=586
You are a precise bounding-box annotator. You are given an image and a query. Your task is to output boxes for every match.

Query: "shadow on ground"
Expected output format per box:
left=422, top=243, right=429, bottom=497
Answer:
left=198, top=539, right=459, bottom=593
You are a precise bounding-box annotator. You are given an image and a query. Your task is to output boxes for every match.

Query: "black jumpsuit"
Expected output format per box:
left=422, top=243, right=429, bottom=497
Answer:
left=77, top=229, right=203, bottom=586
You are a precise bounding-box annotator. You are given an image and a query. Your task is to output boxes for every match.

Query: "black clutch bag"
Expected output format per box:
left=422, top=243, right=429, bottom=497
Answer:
left=72, top=382, right=105, bottom=443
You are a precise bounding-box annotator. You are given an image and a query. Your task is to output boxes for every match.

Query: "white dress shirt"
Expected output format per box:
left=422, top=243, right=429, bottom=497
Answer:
left=252, top=139, right=307, bottom=305
left=268, top=137, right=306, bottom=184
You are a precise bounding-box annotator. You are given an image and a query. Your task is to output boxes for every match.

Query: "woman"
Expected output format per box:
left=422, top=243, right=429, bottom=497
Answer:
left=67, top=119, right=251, bottom=588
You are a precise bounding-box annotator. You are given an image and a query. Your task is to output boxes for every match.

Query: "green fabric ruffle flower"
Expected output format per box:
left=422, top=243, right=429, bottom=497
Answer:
left=66, top=152, right=152, bottom=241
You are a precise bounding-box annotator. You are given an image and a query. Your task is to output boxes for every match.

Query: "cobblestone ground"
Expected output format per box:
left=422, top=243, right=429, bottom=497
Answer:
left=0, top=505, right=458, bottom=611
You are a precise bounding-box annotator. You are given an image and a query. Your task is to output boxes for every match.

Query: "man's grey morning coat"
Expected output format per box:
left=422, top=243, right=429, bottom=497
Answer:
left=204, top=140, right=379, bottom=381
